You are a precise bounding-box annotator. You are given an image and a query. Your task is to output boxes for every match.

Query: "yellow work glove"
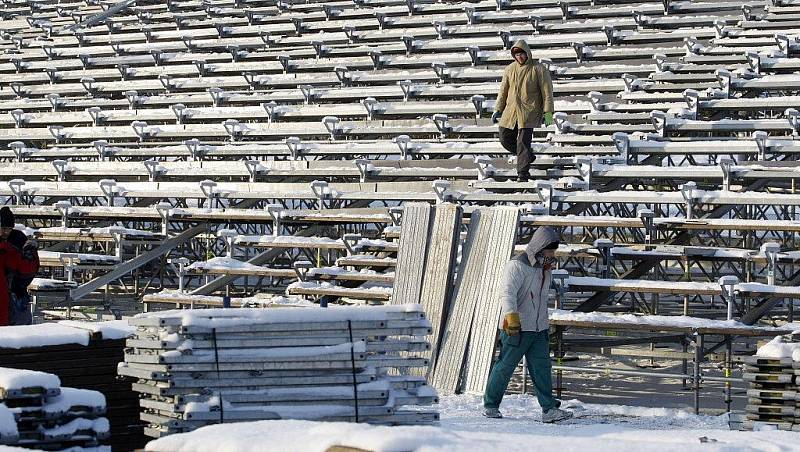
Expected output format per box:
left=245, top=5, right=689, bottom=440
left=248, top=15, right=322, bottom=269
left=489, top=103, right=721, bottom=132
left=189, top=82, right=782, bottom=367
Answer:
left=544, top=112, right=554, bottom=126
left=502, top=312, right=521, bottom=336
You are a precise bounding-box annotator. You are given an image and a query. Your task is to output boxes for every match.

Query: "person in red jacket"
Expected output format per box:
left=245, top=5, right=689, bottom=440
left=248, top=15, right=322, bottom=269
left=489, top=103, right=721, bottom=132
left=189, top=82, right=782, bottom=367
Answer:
left=0, top=207, right=39, bottom=326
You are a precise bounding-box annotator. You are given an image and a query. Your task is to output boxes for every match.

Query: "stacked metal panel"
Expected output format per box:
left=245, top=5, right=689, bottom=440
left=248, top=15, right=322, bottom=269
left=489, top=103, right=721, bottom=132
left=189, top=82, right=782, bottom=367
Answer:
left=741, top=353, right=800, bottom=431
left=0, top=339, right=147, bottom=450
left=119, top=305, right=439, bottom=438
left=0, top=368, right=109, bottom=450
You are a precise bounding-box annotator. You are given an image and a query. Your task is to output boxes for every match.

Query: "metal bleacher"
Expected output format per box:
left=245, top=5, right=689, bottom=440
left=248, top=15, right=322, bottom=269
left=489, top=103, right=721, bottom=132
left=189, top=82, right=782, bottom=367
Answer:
left=2, top=0, right=800, bottom=417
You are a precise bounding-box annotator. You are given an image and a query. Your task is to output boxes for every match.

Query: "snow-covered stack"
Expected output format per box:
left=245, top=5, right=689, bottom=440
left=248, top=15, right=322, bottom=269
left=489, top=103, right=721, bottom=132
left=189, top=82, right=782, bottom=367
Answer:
left=0, top=367, right=109, bottom=450
left=119, top=304, right=439, bottom=438
left=740, top=333, right=800, bottom=431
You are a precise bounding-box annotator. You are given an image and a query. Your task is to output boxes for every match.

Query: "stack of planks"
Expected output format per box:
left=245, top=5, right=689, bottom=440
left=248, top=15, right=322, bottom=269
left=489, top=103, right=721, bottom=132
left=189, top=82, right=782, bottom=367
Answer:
left=431, top=206, right=520, bottom=395
left=391, top=202, right=462, bottom=377
left=0, top=367, right=109, bottom=450
left=741, top=334, right=800, bottom=431
left=119, top=304, right=439, bottom=438
left=0, top=323, right=146, bottom=450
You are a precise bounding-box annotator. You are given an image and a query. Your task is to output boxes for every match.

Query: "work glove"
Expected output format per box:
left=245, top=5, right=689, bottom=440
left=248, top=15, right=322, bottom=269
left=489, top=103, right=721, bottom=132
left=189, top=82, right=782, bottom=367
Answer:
left=491, top=110, right=502, bottom=124
left=544, top=112, right=554, bottom=127
left=502, top=312, right=521, bottom=336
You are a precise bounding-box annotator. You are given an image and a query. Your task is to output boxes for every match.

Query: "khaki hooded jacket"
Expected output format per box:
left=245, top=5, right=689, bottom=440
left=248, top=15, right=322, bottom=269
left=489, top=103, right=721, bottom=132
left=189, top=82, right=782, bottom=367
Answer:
left=494, top=40, right=554, bottom=130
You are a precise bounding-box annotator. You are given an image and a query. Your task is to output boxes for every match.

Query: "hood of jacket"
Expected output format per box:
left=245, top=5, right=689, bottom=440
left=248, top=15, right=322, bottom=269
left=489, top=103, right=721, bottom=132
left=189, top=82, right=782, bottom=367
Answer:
left=510, top=39, right=533, bottom=64
left=524, top=226, right=559, bottom=264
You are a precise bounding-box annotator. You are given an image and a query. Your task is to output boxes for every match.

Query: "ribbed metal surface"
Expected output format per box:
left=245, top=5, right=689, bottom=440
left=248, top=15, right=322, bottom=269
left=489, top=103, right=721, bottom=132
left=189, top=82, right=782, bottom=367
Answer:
left=430, top=207, right=519, bottom=394
left=463, top=206, right=520, bottom=394
left=417, top=203, right=462, bottom=377
left=431, top=208, right=491, bottom=394
left=390, top=202, right=432, bottom=306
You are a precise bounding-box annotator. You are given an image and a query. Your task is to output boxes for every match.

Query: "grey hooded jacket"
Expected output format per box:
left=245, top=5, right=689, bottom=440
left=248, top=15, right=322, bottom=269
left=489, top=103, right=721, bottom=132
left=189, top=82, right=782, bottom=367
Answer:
left=498, top=226, right=560, bottom=332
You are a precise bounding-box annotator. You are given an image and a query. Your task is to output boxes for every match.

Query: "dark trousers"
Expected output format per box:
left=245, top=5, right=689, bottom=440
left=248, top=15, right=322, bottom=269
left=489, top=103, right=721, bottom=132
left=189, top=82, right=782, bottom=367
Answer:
left=9, top=292, right=32, bottom=325
left=499, top=126, right=535, bottom=177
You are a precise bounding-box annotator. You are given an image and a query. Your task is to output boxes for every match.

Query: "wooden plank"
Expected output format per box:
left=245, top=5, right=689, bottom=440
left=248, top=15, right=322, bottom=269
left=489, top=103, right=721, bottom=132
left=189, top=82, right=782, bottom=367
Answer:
left=463, top=206, right=519, bottom=395
left=416, top=203, right=461, bottom=379
left=390, top=202, right=431, bottom=306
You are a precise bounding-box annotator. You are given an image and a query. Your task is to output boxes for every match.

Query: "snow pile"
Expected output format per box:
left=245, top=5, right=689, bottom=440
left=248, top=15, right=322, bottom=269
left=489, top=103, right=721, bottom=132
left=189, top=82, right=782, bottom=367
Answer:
left=144, top=394, right=797, bottom=452
left=187, top=257, right=265, bottom=271
left=239, top=295, right=316, bottom=308
left=0, top=368, right=60, bottom=391
left=0, top=321, right=136, bottom=349
left=28, top=278, right=78, bottom=291
left=286, top=280, right=393, bottom=297
left=57, top=320, right=136, bottom=340
left=0, top=404, right=17, bottom=440
left=756, top=334, right=800, bottom=361
left=43, top=388, right=106, bottom=416
left=0, top=324, right=90, bottom=349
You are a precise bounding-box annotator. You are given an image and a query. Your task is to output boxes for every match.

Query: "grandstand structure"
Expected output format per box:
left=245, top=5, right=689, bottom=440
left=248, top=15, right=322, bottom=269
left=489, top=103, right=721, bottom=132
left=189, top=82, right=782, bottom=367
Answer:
left=1, top=0, right=799, bottom=414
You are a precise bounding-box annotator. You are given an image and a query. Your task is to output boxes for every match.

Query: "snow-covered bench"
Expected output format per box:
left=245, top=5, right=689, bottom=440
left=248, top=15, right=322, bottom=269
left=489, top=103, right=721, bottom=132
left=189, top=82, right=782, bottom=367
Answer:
left=286, top=281, right=392, bottom=302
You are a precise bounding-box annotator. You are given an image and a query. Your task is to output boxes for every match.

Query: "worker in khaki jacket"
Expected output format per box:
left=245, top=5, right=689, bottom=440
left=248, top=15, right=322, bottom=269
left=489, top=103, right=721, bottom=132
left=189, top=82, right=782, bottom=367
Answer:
left=491, top=39, right=554, bottom=182
left=483, top=226, right=573, bottom=423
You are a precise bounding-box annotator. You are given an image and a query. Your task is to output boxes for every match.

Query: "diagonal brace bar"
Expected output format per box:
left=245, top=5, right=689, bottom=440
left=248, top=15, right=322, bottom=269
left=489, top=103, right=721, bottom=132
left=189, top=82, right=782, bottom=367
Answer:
left=69, top=225, right=205, bottom=302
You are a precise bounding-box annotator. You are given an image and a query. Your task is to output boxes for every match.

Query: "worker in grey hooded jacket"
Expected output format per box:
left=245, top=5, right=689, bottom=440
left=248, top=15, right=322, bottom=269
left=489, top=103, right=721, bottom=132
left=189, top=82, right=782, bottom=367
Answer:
left=483, top=226, right=573, bottom=423
left=492, top=39, right=554, bottom=182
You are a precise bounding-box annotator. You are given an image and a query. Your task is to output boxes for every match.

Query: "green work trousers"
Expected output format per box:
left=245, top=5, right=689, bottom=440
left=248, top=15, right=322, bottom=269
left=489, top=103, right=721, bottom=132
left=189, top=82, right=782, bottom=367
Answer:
left=483, top=329, right=557, bottom=412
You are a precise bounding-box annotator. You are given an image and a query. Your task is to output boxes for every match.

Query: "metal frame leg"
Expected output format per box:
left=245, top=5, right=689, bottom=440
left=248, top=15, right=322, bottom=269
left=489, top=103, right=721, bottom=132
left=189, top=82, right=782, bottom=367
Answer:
left=681, top=337, right=689, bottom=390
left=725, top=336, right=733, bottom=413
left=693, top=332, right=703, bottom=415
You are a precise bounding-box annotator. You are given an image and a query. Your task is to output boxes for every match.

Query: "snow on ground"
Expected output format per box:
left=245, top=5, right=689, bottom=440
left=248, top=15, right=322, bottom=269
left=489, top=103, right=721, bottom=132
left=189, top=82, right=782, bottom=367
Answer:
left=145, top=394, right=800, bottom=452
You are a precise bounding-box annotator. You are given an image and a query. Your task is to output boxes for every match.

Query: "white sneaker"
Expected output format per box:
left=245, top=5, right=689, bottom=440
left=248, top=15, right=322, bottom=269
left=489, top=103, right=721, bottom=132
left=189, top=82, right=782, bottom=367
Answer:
left=542, top=407, right=573, bottom=423
left=483, top=407, right=503, bottom=419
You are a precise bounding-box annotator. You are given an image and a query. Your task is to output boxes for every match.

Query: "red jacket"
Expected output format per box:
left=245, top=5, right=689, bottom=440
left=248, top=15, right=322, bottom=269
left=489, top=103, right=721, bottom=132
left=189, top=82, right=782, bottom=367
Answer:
left=0, top=241, right=39, bottom=326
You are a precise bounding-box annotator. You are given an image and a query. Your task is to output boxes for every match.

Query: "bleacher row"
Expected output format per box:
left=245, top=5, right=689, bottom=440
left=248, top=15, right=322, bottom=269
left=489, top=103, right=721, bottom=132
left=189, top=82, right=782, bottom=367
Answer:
left=0, top=0, right=795, bottom=329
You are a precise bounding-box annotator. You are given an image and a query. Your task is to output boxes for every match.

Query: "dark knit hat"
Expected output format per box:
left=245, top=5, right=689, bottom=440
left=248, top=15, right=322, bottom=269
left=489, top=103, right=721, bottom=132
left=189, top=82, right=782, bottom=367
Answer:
left=511, top=47, right=526, bottom=55
left=0, top=206, right=13, bottom=228
left=543, top=241, right=559, bottom=250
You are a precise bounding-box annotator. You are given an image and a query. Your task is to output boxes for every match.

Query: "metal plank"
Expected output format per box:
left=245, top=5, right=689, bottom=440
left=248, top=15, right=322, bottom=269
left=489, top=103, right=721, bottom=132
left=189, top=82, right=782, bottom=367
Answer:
left=390, top=202, right=432, bottom=306
left=126, top=337, right=429, bottom=352
left=123, top=351, right=368, bottom=365
left=463, top=206, right=519, bottom=394
left=416, top=203, right=462, bottom=378
left=430, top=208, right=490, bottom=394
